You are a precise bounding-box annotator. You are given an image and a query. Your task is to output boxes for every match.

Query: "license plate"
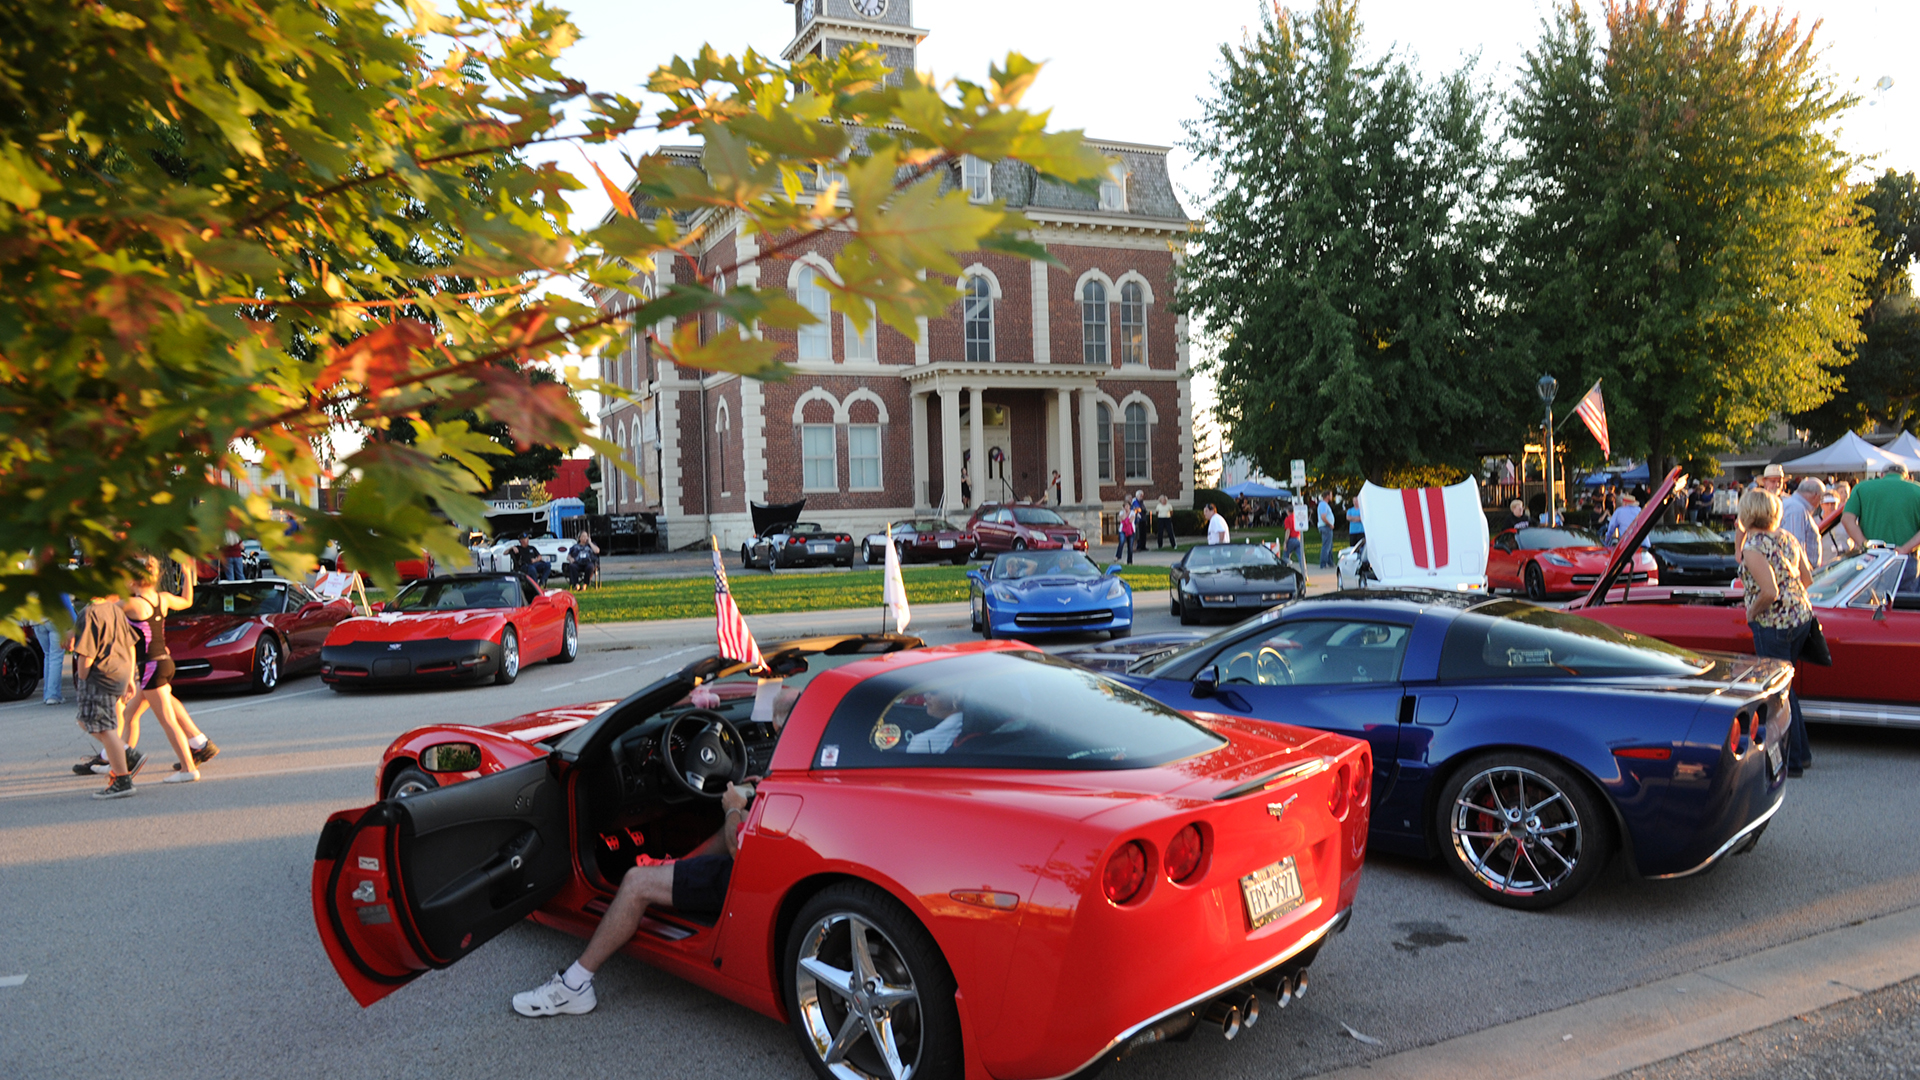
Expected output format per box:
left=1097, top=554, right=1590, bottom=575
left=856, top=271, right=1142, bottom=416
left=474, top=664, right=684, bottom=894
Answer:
left=938, top=540, right=955, bottom=549
left=1766, top=738, right=1784, bottom=779
left=1240, top=856, right=1303, bottom=930
left=809, top=543, right=833, bottom=553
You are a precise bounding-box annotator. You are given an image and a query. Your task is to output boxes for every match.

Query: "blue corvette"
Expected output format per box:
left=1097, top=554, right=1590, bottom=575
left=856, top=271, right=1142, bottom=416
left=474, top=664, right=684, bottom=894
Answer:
left=968, top=550, right=1133, bottom=640
left=1116, top=590, right=1790, bottom=909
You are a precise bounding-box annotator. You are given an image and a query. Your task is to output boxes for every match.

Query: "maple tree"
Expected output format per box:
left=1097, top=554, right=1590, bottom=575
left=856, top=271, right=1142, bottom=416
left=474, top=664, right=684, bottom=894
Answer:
left=0, top=0, right=1107, bottom=620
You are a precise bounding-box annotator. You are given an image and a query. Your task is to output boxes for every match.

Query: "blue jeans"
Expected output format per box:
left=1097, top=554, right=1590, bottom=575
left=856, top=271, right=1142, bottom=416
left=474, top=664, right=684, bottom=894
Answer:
left=1114, top=533, right=1134, bottom=563
left=1284, top=536, right=1305, bottom=566
left=1317, top=529, right=1336, bottom=567
left=225, top=556, right=246, bottom=580
left=1749, top=620, right=1813, bottom=770
left=31, top=620, right=64, bottom=702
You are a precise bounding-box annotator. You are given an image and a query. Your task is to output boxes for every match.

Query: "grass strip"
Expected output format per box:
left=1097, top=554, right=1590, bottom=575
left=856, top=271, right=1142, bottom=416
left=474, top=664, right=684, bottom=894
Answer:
left=572, top=565, right=1171, bottom=624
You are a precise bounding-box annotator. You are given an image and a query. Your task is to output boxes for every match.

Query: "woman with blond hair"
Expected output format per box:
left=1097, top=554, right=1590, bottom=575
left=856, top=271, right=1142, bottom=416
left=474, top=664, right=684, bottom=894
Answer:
left=1738, top=488, right=1814, bottom=776
left=124, top=556, right=219, bottom=782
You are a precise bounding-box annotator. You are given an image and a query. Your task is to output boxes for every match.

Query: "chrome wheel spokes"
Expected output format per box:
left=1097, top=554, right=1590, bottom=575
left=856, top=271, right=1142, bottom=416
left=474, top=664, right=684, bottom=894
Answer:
left=1450, top=765, right=1581, bottom=896
left=796, top=913, right=923, bottom=1080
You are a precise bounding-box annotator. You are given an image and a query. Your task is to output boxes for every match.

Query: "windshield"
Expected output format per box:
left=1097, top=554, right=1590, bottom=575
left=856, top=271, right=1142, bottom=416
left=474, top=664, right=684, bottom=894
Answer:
left=388, top=578, right=521, bottom=612
left=1649, top=525, right=1731, bottom=547
left=1809, top=552, right=1895, bottom=606
left=911, top=519, right=957, bottom=533
left=1515, top=528, right=1602, bottom=551
left=789, top=523, right=826, bottom=535
left=1187, top=545, right=1282, bottom=570
left=814, top=649, right=1225, bottom=771
left=995, top=551, right=1101, bottom=580
left=1011, top=507, right=1067, bottom=526
left=183, top=584, right=286, bottom=617
left=1440, top=600, right=1709, bottom=680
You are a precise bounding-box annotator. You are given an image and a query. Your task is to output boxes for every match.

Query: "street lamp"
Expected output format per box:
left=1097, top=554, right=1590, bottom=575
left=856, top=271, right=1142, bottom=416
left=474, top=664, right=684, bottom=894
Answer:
left=1537, top=374, right=1559, bottom=527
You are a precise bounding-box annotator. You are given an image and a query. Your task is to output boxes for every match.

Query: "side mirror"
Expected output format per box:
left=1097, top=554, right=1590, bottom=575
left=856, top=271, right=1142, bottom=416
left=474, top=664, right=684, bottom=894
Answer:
left=966, top=569, right=985, bottom=586
left=1193, top=665, right=1220, bottom=699
left=419, top=742, right=483, bottom=773
left=1106, top=563, right=1124, bottom=577
left=368, top=601, right=385, bottom=613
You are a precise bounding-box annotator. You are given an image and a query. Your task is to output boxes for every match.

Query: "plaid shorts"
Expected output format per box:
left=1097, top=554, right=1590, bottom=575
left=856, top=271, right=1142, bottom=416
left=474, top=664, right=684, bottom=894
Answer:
left=74, top=680, right=122, bottom=734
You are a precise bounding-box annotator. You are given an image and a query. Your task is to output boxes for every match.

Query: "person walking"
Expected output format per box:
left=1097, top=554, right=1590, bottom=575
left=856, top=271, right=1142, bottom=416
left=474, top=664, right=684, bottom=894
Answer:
left=28, top=592, right=74, bottom=705
left=1153, top=495, right=1175, bottom=549
left=1316, top=492, right=1336, bottom=568
left=125, top=556, right=218, bottom=782
left=1779, top=478, right=1825, bottom=566
left=1114, top=503, right=1136, bottom=564
left=70, top=591, right=145, bottom=798
left=1282, top=507, right=1305, bottom=567
left=1603, top=492, right=1641, bottom=548
left=1737, top=488, right=1815, bottom=776
left=1205, top=502, right=1231, bottom=545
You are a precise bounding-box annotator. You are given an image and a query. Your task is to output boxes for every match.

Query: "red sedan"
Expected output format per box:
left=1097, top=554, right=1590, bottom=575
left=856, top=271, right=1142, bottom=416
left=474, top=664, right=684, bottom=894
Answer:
left=965, top=503, right=1088, bottom=555
left=166, top=578, right=355, bottom=693
left=1569, top=469, right=1920, bottom=727
left=314, top=636, right=1370, bottom=1079
left=319, top=573, right=577, bottom=689
left=1488, top=525, right=1658, bottom=600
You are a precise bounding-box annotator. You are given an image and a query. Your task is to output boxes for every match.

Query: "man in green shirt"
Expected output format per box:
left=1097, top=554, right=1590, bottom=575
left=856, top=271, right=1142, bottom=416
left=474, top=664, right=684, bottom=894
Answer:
left=1842, top=463, right=1920, bottom=565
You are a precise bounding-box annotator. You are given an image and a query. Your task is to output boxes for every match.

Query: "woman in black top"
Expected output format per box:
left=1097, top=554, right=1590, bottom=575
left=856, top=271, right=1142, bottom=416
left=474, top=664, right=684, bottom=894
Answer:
left=124, top=556, right=218, bottom=782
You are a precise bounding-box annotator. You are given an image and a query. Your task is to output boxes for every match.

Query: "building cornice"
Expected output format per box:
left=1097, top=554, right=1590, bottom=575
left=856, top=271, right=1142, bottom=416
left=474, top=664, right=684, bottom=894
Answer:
left=782, top=16, right=928, bottom=63
left=1023, top=209, right=1191, bottom=236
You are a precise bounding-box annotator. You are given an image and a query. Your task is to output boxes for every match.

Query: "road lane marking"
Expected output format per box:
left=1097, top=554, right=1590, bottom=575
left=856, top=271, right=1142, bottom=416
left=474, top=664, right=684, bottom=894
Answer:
left=0, top=759, right=377, bottom=802
left=184, top=687, right=329, bottom=716
left=0, top=975, right=25, bottom=988
left=540, top=663, right=640, bottom=693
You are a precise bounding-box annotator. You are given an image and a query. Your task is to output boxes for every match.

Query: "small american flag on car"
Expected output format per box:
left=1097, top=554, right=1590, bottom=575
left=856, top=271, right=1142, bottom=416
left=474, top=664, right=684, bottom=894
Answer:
left=711, top=537, right=764, bottom=671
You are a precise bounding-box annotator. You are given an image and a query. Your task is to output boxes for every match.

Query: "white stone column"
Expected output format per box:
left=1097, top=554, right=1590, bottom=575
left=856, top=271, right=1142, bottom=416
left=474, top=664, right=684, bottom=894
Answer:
left=968, top=386, right=986, bottom=508
left=1030, top=258, right=1051, bottom=364
left=939, top=389, right=963, bottom=513
left=911, top=390, right=931, bottom=511
left=1079, top=386, right=1100, bottom=508
left=1055, top=388, right=1076, bottom=505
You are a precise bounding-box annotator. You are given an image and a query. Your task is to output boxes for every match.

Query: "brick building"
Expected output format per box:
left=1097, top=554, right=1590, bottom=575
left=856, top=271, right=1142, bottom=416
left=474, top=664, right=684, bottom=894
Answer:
left=594, top=0, right=1194, bottom=552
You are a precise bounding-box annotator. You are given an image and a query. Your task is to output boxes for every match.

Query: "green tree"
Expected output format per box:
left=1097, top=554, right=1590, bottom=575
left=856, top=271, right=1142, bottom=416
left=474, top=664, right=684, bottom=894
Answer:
left=1179, top=0, right=1507, bottom=485
left=1504, top=1, right=1874, bottom=473
left=0, top=0, right=1106, bottom=617
left=1793, top=170, right=1920, bottom=439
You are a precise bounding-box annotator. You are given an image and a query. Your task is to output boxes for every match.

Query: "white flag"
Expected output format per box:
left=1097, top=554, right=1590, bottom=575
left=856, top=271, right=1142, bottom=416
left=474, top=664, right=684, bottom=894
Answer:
left=881, top=525, right=911, bottom=633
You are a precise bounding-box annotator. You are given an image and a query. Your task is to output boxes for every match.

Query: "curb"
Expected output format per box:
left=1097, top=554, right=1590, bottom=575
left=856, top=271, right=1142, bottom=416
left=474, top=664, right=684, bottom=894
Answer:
left=577, top=601, right=976, bottom=651
left=1307, top=904, right=1920, bottom=1080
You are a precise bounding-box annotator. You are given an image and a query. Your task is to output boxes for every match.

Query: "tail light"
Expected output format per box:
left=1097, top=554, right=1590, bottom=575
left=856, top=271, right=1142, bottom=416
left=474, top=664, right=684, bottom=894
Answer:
left=1330, top=763, right=1352, bottom=820
left=1103, top=841, right=1148, bottom=904
left=1351, top=754, right=1371, bottom=810
left=1728, top=712, right=1751, bottom=755
left=1165, top=824, right=1205, bottom=883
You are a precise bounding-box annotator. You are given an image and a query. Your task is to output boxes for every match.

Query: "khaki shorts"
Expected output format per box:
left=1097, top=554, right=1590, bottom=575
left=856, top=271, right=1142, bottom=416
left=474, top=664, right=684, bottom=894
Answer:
left=75, top=680, right=123, bottom=734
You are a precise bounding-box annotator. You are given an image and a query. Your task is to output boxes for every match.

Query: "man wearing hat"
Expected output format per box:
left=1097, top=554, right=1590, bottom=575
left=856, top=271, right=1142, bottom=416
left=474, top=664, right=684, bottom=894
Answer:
left=1757, top=463, right=1788, bottom=496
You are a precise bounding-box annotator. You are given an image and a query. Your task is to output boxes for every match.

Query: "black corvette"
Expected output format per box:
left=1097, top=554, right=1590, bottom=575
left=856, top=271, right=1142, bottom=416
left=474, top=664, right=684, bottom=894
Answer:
left=1644, top=524, right=1739, bottom=586
left=1169, top=542, right=1304, bottom=624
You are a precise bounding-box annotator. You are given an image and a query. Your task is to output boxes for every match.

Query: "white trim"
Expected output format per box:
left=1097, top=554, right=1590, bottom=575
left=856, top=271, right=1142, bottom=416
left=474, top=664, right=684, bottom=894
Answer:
left=1078, top=273, right=1112, bottom=367
left=1113, top=270, right=1156, bottom=304
left=740, top=377, right=767, bottom=504
left=958, top=263, right=1004, bottom=299
left=959, top=265, right=999, bottom=364
left=1029, top=258, right=1051, bottom=364
left=785, top=252, right=842, bottom=288
left=1117, top=391, right=1160, bottom=425
left=713, top=398, right=731, bottom=433
left=792, top=386, right=843, bottom=425
left=841, top=387, right=891, bottom=424
left=1073, top=268, right=1116, bottom=296
left=793, top=262, right=833, bottom=362
left=1116, top=276, right=1150, bottom=367
left=1120, top=395, right=1154, bottom=483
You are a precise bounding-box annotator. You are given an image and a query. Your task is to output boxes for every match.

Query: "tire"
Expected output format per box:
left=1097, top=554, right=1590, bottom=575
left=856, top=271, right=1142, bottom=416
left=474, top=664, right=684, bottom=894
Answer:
left=0, top=642, right=40, bottom=701
left=1524, top=562, right=1548, bottom=602
left=1435, top=751, right=1613, bottom=910
left=1110, top=625, right=1131, bottom=640
left=1170, top=587, right=1181, bottom=616
left=949, top=553, right=968, bottom=566
left=862, top=542, right=878, bottom=565
left=1178, top=594, right=1197, bottom=626
left=249, top=635, right=282, bottom=694
left=741, top=546, right=752, bottom=571
left=837, top=556, right=854, bottom=568
left=493, top=626, right=520, bottom=685
left=385, top=765, right=438, bottom=801
left=1012, top=538, right=1027, bottom=551
left=783, top=882, right=963, bottom=1080
left=548, top=612, right=578, bottom=664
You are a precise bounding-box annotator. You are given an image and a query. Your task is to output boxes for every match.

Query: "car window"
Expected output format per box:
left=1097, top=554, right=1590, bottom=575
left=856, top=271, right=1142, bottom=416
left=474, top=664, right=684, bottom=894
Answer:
left=389, top=578, right=521, bottom=612
left=1649, top=525, right=1730, bottom=545
left=1847, top=554, right=1917, bottom=609
left=1011, top=507, right=1067, bottom=526
left=1439, top=601, right=1709, bottom=680
left=1213, top=619, right=1410, bottom=687
left=913, top=519, right=955, bottom=532
left=184, top=584, right=287, bottom=617
left=521, top=576, right=540, bottom=604
left=1514, top=528, right=1602, bottom=551
left=1493, top=532, right=1517, bottom=553
left=813, top=650, right=1225, bottom=771
left=993, top=552, right=1101, bottom=580
left=1186, top=545, right=1282, bottom=570
left=1810, top=553, right=1880, bottom=605
left=791, top=523, right=824, bottom=535
left=990, top=509, right=1012, bottom=524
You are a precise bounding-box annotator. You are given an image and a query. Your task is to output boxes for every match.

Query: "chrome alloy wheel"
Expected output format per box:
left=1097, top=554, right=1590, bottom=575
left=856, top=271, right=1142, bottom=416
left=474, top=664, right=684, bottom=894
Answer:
left=795, top=912, right=924, bottom=1080
left=501, top=632, right=519, bottom=678
left=563, top=616, right=577, bottom=657
left=255, top=638, right=279, bottom=690
left=1449, top=765, right=1581, bottom=897
left=393, top=776, right=432, bottom=798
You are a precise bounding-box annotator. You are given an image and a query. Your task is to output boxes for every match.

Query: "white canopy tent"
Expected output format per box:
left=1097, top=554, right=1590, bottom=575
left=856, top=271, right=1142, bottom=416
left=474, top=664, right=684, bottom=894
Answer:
left=1778, top=430, right=1910, bottom=473
left=1881, top=431, right=1920, bottom=470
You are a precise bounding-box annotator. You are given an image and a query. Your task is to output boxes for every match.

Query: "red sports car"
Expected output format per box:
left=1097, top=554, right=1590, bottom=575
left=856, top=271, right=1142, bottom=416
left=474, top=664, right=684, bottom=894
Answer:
left=1487, top=525, right=1658, bottom=600
left=1569, top=469, right=1920, bottom=727
left=313, top=636, right=1371, bottom=1079
left=965, top=502, right=1088, bottom=556
left=319, top=572, right=577, bottom=690
left=167, top=578, right=356, bottom=693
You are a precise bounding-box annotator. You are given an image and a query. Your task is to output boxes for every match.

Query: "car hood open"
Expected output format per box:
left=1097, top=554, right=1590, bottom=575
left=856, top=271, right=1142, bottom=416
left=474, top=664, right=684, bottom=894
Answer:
left=1578, top=465, right=1685, bottom=608
left=1353, top=476, right=1489, bottom=590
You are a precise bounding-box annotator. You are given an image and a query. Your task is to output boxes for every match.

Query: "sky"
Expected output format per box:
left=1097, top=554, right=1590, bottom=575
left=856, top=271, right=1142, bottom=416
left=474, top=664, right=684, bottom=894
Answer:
left=535, top=0, right=1916, bottom=449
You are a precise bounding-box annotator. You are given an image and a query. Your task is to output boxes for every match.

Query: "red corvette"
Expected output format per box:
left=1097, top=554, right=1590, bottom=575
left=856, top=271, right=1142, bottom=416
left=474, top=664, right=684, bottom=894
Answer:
left=1487, top=525, right=1658, bottom=599
left=1570, top=469, right=1920, bottom=728
left=166, top=578, right=356, bottom=693
left=319, top=573, right=577, bottom=690
left=313, top=636, right=1370, bottom=1080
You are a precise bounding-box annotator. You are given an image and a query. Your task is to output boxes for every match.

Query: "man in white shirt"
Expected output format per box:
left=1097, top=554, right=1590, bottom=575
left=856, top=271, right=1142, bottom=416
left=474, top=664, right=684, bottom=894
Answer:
left=906, top=687, right=965, bottom=754
left=1205, top=503, right=1231, bottom=545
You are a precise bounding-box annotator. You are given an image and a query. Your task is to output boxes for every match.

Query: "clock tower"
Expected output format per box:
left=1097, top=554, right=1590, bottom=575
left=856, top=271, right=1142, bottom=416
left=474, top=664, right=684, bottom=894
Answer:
left=784, top=0, right=927, bottom=84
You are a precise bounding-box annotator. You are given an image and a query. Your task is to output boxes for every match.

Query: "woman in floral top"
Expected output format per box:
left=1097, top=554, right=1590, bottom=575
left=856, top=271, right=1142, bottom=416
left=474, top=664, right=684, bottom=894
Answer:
left=1737, top=488, right=1815, bottom=775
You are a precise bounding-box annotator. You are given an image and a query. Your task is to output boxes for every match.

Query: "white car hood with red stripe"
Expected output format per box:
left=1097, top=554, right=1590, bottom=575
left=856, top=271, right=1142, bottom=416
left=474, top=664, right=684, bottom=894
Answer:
left=1354, top=477, right=1489, bottom=590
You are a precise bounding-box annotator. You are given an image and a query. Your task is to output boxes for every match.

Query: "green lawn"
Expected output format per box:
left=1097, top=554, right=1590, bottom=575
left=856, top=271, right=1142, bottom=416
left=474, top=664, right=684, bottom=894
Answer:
left=571, top=564, right=1173, bottom=624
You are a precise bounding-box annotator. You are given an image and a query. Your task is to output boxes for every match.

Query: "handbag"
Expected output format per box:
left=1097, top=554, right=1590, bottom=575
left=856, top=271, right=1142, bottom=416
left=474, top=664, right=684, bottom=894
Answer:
left=1800, top=617, right=1833, bottom=667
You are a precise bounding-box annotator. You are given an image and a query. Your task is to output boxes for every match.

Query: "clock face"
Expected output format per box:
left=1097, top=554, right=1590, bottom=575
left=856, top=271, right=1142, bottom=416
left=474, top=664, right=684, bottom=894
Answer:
left=799, top=0, right=817, bottom=23
left=853, top=0, right=887, bottom=16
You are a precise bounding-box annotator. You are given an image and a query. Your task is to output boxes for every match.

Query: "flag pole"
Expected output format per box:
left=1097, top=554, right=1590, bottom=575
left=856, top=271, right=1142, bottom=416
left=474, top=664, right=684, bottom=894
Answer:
left=880, top=522, right=890, bottom=635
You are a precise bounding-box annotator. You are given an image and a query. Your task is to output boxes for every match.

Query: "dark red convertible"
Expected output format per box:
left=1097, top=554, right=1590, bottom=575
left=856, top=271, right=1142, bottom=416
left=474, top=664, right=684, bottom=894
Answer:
left=167, top=578, right=355, bottom=694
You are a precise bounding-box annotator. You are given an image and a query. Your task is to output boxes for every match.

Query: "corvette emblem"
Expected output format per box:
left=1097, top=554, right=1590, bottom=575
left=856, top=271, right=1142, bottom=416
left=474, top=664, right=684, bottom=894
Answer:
left=1267, top=794, right=1298, bottom=822
left=1058, top=596, right=1071, bottom=604
left=387, top=643, right=402, bottom=651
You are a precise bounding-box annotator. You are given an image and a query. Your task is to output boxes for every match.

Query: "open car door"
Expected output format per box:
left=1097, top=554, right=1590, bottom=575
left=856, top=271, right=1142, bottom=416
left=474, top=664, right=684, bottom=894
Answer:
left=312, top=757, right=570, bottom=1007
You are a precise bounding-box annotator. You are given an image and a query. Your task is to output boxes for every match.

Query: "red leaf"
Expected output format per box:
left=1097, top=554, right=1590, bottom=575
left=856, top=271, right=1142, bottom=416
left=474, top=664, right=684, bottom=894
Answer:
left=317, top=320, right=436, bottom=396
left=470, top=367, right=580, bottom=449
left=590, top=159, right=635, bottom=219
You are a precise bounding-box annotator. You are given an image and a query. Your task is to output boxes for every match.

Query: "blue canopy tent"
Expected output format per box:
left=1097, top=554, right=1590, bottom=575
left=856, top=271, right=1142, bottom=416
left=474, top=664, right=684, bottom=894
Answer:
left=1615, top=463, right=1651, bottom=483
left=1580, top=472, right=1615, bottom=487
left=1223, top=480, right=1292, bottom=498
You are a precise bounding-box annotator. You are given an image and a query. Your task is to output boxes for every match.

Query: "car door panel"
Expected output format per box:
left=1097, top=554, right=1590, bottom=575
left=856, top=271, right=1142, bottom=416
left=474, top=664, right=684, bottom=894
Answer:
left=1797, top=606, right=1920, bottom=703
left=312, top=758, right=570, bottom=1007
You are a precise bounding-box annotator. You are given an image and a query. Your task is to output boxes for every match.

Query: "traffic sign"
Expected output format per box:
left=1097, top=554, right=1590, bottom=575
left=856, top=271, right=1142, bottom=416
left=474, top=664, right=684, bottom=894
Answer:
left=1290, top=459, right=1306, bottom=489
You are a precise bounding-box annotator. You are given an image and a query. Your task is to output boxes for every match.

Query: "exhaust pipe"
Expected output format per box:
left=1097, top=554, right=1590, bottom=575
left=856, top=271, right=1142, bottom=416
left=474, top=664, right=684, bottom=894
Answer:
left=1292, top=969, right=1309, bottom=999
left=1239, top=991, right=1262, bottom=1029
left=1274, top=974, right=1293, bottom=1007
left=1202, top=998, right=1243, bottom=1040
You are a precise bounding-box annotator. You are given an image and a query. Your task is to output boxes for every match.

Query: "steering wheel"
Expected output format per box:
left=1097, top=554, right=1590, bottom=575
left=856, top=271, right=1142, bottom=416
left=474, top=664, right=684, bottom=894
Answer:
left=1256, top=646, right=1295, bottom=686
left=662, top=708, right=749, bottom=799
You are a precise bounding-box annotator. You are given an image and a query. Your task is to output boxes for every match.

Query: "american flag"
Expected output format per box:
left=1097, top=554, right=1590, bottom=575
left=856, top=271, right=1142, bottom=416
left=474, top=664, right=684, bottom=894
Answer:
left=710, top=538, right=764, bottom=670
left=1573, top=380, right=1610, bottom=460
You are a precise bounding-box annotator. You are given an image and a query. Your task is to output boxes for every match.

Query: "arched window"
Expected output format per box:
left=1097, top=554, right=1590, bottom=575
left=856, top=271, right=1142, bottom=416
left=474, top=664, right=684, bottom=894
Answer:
left=712, top=270, right=729, bottom=334
left=1096, top=403, right=1112, bottom=482
left=963, top=275, right=993, bottom=362
left=1119, top=281, right=1145, bottom=365
left=1081, top=280, right=1108, bottom=365
left=795, top=266, right=831, bottom=361
left=1123, top=402, right=1149, bottom=480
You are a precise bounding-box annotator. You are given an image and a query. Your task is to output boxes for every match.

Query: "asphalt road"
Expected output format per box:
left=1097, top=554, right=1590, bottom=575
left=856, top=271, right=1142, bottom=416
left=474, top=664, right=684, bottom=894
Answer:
left=1611, top=974, right=1920, bottom=1080
left=2, top=595, right=1917, bottom=1080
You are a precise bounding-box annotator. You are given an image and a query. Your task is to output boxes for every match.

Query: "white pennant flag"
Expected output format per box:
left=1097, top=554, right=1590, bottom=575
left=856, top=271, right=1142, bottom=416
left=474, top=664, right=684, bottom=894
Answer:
left=881, top=524, right=911, bottom=633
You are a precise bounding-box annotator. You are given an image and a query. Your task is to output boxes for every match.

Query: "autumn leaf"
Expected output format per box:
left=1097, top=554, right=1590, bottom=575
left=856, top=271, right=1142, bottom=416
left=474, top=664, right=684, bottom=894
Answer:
left=589, top=158, right=635, bottom=218
left=469, top=366, right=583, bottom=449
left=316, top=320, right=437, bottom=396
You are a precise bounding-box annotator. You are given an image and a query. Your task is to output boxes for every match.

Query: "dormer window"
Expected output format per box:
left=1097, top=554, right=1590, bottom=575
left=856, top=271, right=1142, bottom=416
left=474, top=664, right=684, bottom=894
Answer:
left=961, top=155, right=992, bottom=203
left=1099, top=163, right=1129, bottom=212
